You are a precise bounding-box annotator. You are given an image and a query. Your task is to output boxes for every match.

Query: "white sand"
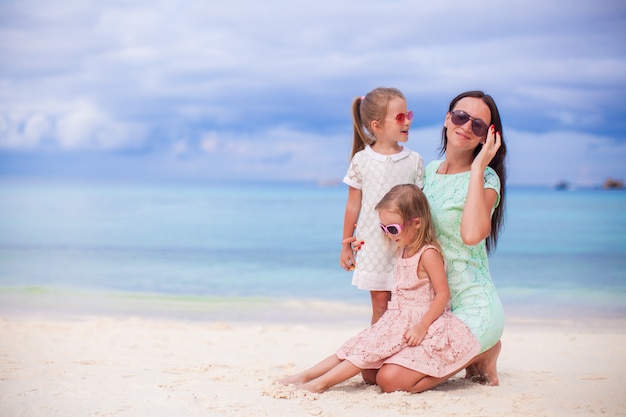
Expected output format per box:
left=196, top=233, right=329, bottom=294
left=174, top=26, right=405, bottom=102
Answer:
left=1, top=312, right=625, bottom=417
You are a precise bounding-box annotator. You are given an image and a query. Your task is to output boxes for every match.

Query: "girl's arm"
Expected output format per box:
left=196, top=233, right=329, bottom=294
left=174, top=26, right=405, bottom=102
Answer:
left=460, top=127, right=501, bottom=246
left=340, top=186, right=362, bottom=270
left=404, top=248, right=449, bottom=346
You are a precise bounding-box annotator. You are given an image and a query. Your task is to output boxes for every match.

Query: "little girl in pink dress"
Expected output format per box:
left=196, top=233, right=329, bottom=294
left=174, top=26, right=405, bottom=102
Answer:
left=278, top=184, right=480, bottom=393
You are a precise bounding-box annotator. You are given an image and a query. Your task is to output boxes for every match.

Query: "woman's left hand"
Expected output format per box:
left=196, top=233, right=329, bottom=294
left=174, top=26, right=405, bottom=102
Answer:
left=472, top=125, right=501, bottom=171
left=341, top=236, right=364, bottom=252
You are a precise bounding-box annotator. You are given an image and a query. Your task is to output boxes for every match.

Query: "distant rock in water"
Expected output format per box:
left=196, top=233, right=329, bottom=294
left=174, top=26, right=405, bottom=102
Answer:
left=603, top=178, right=625, bottom=189
left=555, top=180, right=570, bottom=191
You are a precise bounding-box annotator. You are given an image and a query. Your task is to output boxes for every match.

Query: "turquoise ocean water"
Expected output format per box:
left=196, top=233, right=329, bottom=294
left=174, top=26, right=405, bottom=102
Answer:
left=0, top=179, right=625, bottom=322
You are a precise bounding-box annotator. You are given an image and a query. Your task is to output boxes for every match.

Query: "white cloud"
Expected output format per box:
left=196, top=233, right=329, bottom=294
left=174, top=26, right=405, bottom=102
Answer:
left=55, top=100, right=146, bottom=150
left=0, top=98, right=147, bottom=151
left=200, top=133, right=219, bottom=153
left=191, top=125, right=350, bottom=180
left=171, top=139, right=189, bottom=155
left=0, top=111, right=52, bottom=149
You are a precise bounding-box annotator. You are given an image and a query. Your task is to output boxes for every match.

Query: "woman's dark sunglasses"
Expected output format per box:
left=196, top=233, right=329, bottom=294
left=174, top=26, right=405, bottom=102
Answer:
left=450, top=110, right=489, bottom=137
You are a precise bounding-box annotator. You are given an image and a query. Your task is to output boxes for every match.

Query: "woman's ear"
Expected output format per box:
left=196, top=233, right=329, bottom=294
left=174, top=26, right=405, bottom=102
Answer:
left=413, top=218, right=422, bottom=229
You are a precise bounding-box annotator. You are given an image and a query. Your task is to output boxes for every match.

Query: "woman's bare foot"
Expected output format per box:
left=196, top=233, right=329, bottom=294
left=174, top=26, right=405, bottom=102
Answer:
left=465, top=340, right=501, bottom=386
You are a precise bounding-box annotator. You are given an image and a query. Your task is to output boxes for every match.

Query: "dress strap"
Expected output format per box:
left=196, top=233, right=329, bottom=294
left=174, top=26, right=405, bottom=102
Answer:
left=416, top=244, right=438, bottom=257
left=409, top=244, right=439, bottom=260
left=396, top=244, right=440, bottom=266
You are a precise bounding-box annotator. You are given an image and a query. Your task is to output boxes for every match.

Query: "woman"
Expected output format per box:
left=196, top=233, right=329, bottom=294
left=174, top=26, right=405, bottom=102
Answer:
left=360, top=91, right=507, bottom=392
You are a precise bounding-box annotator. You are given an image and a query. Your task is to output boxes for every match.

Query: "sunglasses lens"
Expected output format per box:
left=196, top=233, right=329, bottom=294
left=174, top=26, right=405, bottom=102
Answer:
left=450, top=111, right=469, bottom=126
left=387, top=225, right=400, bottom=235
left=395, top=111, right=413, bottom=123
left=472, top=120, right=488, bottom=137
left=380, top=224, right=400, bottom=234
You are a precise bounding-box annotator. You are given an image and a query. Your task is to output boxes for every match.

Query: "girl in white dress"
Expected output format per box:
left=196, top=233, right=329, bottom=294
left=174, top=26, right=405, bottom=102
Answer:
left=340, top=87, right=424, bottom=324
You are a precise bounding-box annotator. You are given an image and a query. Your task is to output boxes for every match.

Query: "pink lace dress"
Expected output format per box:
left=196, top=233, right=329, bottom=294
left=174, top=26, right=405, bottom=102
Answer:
left=335, top=245, right=480, bottom=377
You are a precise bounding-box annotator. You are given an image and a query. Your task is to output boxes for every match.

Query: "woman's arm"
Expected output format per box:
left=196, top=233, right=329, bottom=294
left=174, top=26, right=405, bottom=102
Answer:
left=460, top=127, right=501, bottom=246
left=404, top=248, right=449, bottom=346
left=460, top=176, right=498, bottom=246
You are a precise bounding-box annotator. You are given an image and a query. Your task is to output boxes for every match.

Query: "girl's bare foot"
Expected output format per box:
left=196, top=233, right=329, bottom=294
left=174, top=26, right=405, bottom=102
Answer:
left=301, top=379, right=327, bottom=394
left=277, top=375, right=306, bottom=386
left=465, top=340, right=501, bottom=386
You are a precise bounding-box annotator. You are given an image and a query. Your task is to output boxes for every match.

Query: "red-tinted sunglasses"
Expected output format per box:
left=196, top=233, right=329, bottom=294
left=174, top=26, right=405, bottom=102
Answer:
left=449, top=110, right=489, bottom=137
left=394, top=111, right=414, bottom=124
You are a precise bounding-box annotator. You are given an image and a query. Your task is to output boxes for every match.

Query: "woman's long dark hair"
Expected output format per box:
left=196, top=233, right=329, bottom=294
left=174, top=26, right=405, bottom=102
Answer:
left=440, top=91, right=507, bottom=253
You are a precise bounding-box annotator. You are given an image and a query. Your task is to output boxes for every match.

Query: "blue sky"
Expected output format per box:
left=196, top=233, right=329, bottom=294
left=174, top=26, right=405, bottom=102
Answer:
left=1, top=0, right=625, bottom=186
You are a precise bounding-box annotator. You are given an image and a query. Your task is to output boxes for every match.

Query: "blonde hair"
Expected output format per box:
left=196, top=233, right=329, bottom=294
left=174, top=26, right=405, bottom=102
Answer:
left=349, top=87, right=406, bottom=158
left=375, top=184, right=442, bottom=256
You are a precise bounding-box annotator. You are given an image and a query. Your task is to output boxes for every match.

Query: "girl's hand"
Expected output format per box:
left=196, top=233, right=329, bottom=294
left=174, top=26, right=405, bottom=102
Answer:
left=471, top=125, right=501, bottom=172
left=340, top=237, right=364, bottom=271
left=404, top=323, right=427, bottom=346
left=340, top=244, right=355, bottom=271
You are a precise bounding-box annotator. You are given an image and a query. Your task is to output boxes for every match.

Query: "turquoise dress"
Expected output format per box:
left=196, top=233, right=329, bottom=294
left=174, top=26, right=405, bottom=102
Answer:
left=423, top=160, right=504, bottom=352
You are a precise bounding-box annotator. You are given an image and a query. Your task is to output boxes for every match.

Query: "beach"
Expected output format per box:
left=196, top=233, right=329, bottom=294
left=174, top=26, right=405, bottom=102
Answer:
left=1, top=299, right=625, bottom=417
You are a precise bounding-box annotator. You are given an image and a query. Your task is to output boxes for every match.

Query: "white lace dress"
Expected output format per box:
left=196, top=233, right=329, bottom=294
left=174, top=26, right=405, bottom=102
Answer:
left=342, top=145, right=424, bottom=291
